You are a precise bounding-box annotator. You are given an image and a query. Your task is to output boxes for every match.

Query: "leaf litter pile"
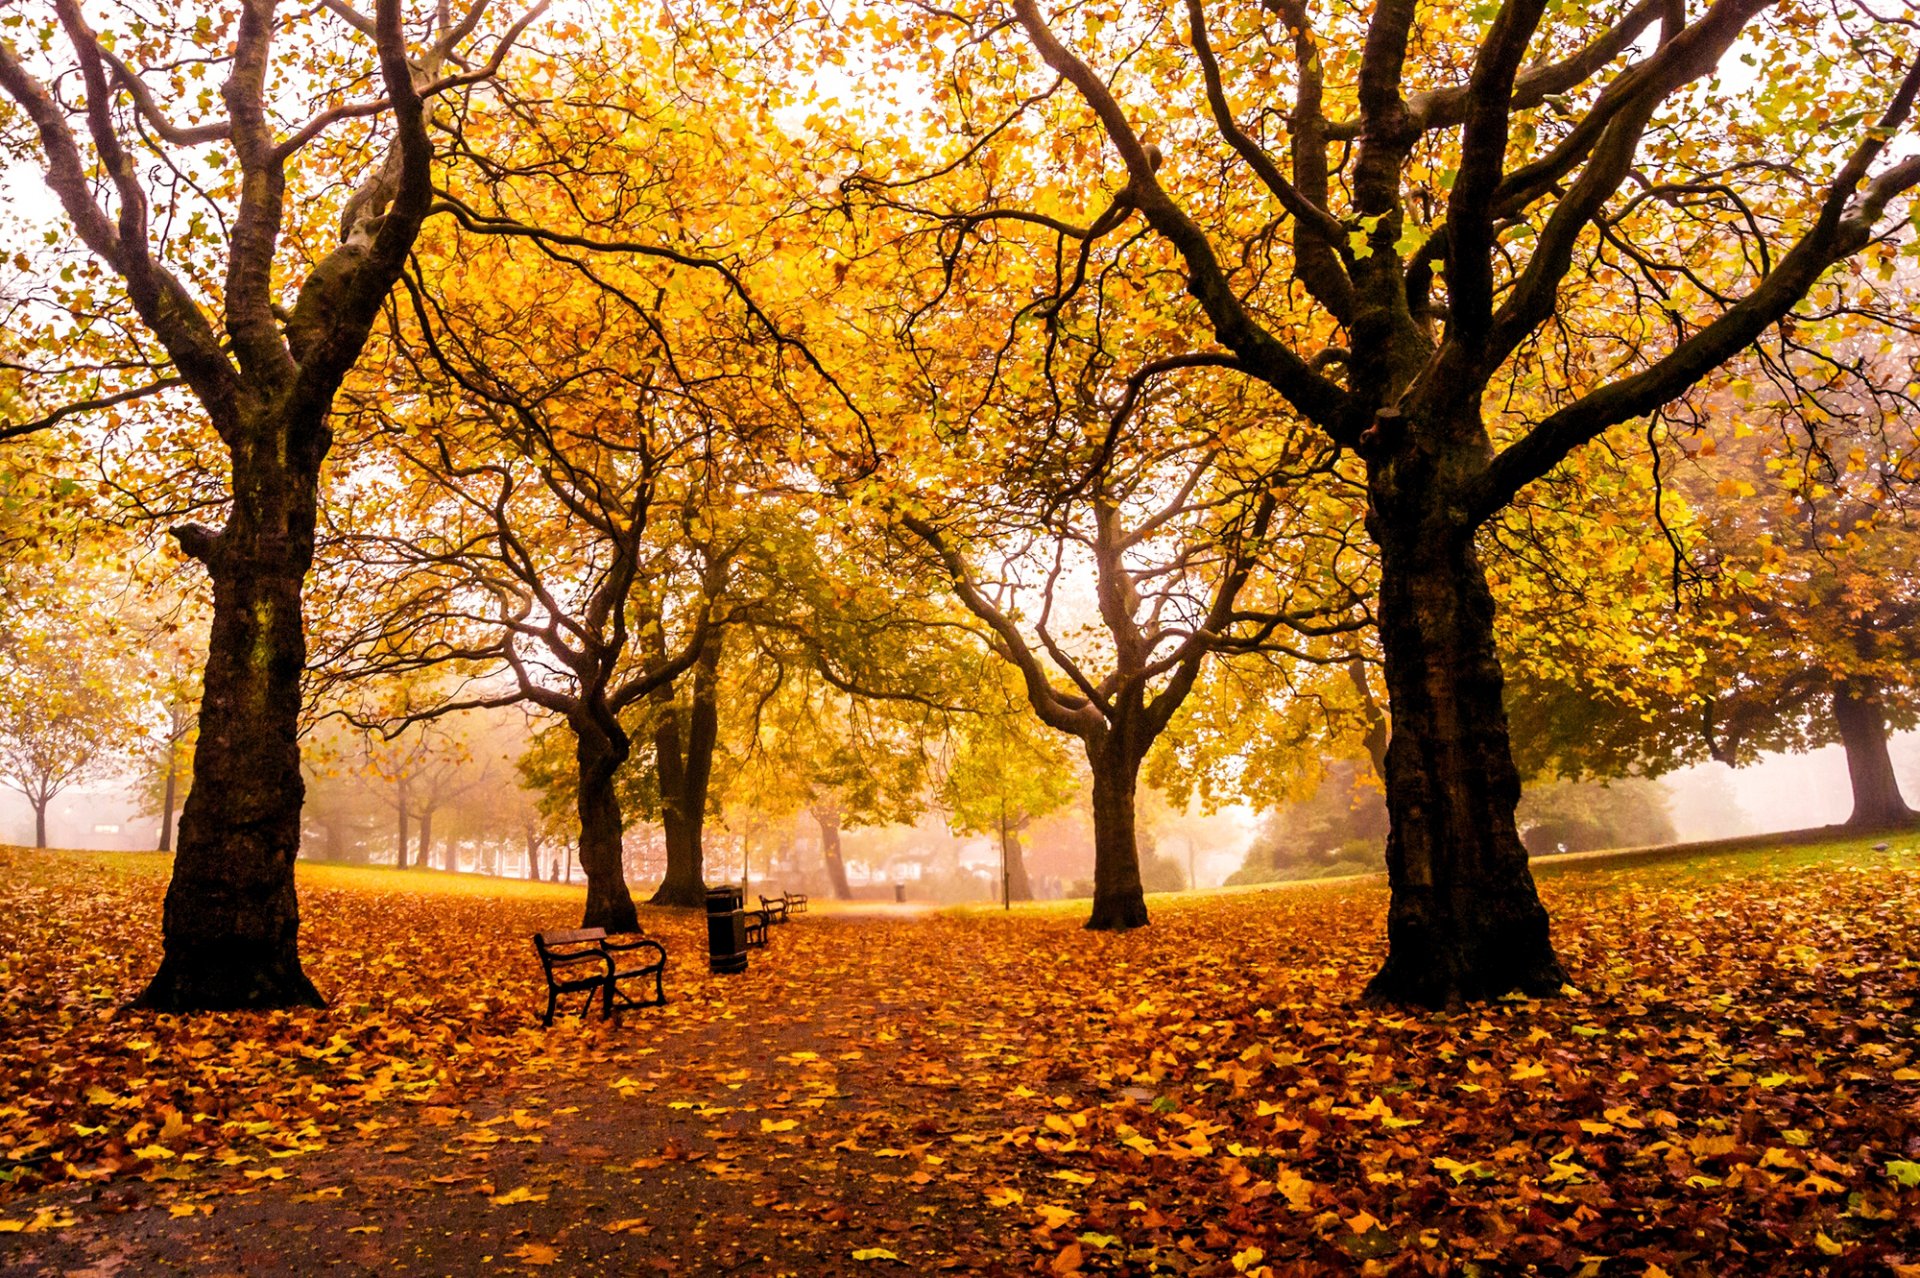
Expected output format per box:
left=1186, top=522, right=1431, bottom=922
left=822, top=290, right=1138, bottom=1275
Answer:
left=2, top=843, right=1920, bottom=1276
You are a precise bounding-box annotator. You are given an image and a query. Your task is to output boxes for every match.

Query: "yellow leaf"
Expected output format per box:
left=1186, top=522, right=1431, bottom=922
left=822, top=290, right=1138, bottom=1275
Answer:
left=851, top=1247, right=900, bottom=1262
left=760, top=1119, right=798, bottom=1133
left=490, top=1185, right=549, bottom=1205
left=510, top=1242, right=558, bottom=1265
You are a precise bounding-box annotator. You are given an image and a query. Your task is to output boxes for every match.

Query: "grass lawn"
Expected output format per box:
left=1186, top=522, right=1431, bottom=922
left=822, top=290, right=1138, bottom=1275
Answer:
left=1, top=835, right=1917, bottom=1275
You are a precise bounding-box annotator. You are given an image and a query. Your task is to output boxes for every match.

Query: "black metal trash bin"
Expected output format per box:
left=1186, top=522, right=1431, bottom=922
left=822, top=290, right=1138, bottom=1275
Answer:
left=706, top=884, right=748, bottom=974
left=893, top=882, right=906, bottom=904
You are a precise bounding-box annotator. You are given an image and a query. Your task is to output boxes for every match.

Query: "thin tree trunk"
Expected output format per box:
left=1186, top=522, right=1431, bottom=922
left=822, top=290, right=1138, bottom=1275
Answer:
left=814, top=804, right=852, bottom=900
left=1834, top=679, right=1916, bottom=829
left=33, top=799, right=47, bottom=850
left=395, top=779, right=410, bottom=870
left=1364, top=507, right=1564, bottom=1007
left=525, top=828, right=542, bottom=881
left=158, top=752, right=178, bottom=853
left=417, top=808, right=433, bottom=870
left=137, top=476, right=324, bottom=1009
left=1085, top=741, right=1147, bottom=930
left=575, top=727, right=639, bottom=931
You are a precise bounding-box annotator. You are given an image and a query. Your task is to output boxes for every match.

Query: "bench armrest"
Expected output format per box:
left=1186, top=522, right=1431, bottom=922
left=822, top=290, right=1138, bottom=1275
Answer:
left=540, top=948, right=610, bottom=968
left=602, top=937, right=667, bottom=966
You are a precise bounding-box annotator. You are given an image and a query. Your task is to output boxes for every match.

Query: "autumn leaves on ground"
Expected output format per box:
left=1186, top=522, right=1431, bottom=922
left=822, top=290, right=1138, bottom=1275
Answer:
left=2, top=842, right=1918, bottom=1277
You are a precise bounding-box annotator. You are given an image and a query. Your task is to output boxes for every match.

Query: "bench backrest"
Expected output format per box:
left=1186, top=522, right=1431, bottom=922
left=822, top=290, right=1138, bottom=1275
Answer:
left=537, top=927, right=607, bottom=948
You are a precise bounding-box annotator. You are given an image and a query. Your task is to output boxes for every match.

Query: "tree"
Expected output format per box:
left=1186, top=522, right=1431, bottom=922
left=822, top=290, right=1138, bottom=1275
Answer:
left=0, top=629, right=137, bottom=847
left=1681, top=354, right=1920, bottom=830
left=0, top=0, right=542, bottom=1008
left=897, top=388, right=1366, bottom=930
left=939, top=711, right=1077, bottom=905
left=888, top=0, right=1920, bottom=1001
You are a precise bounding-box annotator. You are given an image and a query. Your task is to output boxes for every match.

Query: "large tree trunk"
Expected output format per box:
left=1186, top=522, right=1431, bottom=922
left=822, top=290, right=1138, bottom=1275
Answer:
left=575, top=727, right=639, bottom=931
left=814, top=803, right=852, bottom=900
left=137, top=467, right=324, bottom=1010
left=998, top=816, right=1034, bottom=903
left=1834, top=680, right=1916, bottom=830
left=1085, top=741, right=1148, bottom=930
left=647, top=634, right=722, bottom=908
left=158, top=753, right=178, bottom=853
left=1363, top=496, right=1564, bottom=1007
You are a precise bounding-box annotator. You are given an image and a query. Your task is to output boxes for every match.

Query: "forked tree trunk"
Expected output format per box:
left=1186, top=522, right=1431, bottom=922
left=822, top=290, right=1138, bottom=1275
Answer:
left=815, top=804, right=852, bottom=900
left=1085, top=741, right=1148, bottom=930
left=1363, top=494, right=1564, bottom=1007
left=648, top=634, right=722, bottom=908
left=1834, top=680, right=1916, bottom=830
left=137, top=478, right=324, bottom=1010
left=998, top=818, right=1034, bottom=903
left=575, top=728, right=639, bottom=932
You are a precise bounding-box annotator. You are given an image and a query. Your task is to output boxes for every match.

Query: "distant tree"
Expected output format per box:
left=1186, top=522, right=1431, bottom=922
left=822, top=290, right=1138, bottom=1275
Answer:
left=1516, top=777, right=1675, bottom=856
left=0, top=630, right=138, bottom=847
left=1231, top=760, right=1389, bottom=886
left=939, top=712, right=1077, bottom=905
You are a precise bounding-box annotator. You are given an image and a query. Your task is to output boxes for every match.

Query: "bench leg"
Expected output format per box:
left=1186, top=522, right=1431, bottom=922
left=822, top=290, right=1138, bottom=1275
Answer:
left=543, top=989, right=557, bottom=1028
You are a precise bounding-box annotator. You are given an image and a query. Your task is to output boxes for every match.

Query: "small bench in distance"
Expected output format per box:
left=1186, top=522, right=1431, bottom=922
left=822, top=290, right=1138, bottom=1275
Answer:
left=533, top=927, right=667, bottom=1026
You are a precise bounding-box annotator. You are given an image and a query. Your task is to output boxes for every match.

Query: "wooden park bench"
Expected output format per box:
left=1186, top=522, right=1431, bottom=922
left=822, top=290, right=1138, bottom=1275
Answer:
left=758, top=891, right=806, bottom=923
left=743, top=906, right=770, bottom=949
left=532, top=927, right=667, bottom=1026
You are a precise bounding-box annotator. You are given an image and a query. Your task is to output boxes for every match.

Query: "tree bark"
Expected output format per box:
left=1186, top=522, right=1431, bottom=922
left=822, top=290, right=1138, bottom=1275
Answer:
left=417, top=807, right=434, bottom=869
left=33, top=800, right=47, bottom=850
left=1363, top=491, right=1565, bottom=1007
left=1085, top=741, right=1148, bottom=930
left=137, top=484, right=324, bottom=1009
left=158, top=752, right=177, bottom=853
left=998, top=817, right=1034, bottom=903
left=814, top=803, right=852, bottom=900
left=574, top=726, right=639, bottom=931
left=647, top=633, right=722, bottom=908
left=1834, top=679, right=1916, bottom=830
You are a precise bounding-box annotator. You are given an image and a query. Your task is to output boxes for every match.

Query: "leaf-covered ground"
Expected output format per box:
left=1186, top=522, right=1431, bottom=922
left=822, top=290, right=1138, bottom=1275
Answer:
left=2, top=840, right=1920, bottom=1276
